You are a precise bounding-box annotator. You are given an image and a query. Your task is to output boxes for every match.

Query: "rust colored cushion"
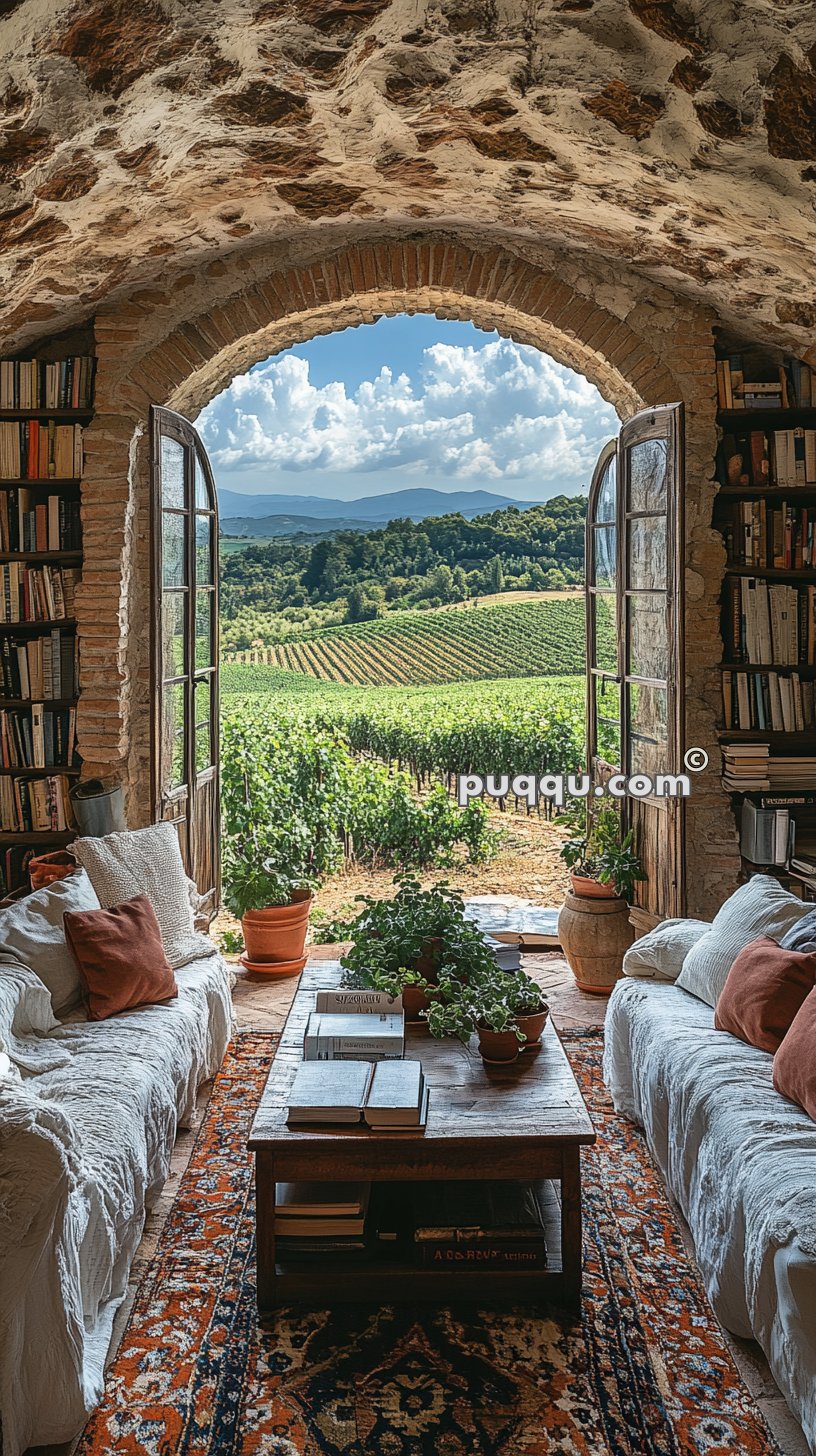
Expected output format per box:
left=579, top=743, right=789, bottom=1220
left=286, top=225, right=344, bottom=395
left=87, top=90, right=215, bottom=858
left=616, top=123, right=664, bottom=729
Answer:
left=63, top=894, right=178, bottom=1022
left=773, top=989, right=816, bottom=1120
left=714, top=936, right=816, bottom=1054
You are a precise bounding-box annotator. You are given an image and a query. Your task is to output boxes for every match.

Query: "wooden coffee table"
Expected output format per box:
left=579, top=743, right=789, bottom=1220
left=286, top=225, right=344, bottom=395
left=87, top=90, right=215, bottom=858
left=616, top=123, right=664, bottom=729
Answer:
left=248, top=964, right=596, bottom=1311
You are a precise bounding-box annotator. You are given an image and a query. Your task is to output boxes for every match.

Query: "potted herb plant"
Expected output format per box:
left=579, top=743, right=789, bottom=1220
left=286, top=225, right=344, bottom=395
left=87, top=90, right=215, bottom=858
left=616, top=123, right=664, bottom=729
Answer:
left=222, top=839, right=316, bottom=973
left=505, top=968, right=550, bottom=1051
left=557, top=804, right=643, bottom=994
left=340, top=875, right=498, bottom=1018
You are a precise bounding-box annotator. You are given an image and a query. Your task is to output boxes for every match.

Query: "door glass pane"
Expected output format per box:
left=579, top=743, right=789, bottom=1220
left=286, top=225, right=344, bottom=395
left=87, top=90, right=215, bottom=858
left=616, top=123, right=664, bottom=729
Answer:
left=161, top=436, right=185, bottom=510
left=594, top=676, right=621, bottom=768
left=629, top=438, right=667, bottom=513
left=595, top=456, right=616, bottom=523
left=195, top=589, right=213, bottom=669
left=195, top=676, right=213, bottom=772
left=163, top=511, right=186, bottom=587
left=161, top=592, right=185, bottom=680
left=629, top=516, right=667, bottom=590
left=628, top=683, right=668, bottom=778
left=593, top=525, right=616, bottom=589
left=628, top=593, right=668, bottom=680
left=196, top=514, right=213, bottom=585
left=593, top=593, right=617, bottom=672
left=161, top=680, right=186, bottom=791
left=195, top=457, right=210, bottom=511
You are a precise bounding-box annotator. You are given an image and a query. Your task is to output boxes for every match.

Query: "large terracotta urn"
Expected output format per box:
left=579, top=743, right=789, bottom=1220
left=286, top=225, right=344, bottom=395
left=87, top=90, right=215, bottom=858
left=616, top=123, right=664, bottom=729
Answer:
left=558, top=889, right=635, bottom=994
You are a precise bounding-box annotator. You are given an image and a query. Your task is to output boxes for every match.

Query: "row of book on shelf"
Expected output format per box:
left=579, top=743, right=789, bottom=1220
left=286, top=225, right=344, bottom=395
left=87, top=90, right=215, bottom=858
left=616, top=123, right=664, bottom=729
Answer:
left=716, top=354, right=815, bottom=411
left=0, top=490, right=81, bottom=555
left=722, top=744, right=816, bottom=792
left=0, top=422, right=83, bottom=480
left=272, top=1180, right=548, bottom=1267
left=0, top=565, right=78, bottom=624
left=723, top=672, right=815, bottom=733
left=719, top=428, right=816, bottom=490
left=1, top=632, right=76, bottom=701
left=0, top=773, right=74, bottom=834
left=723, top=576, right=816, bottom=666
left=0, top=356, right=95, bottom=412
left=0, top=705, right=78, bottom=770
left=722, top=501, right=816, bottom=570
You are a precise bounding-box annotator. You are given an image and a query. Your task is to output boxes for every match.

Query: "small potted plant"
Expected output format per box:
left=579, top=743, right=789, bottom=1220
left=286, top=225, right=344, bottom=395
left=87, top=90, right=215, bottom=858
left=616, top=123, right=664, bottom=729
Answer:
left=340, top=875, right=498, bottom=1018
left=473, top=992, right=525, bottom=1065
left=506, top=969, right=549, bottom=1051
left=557, top=804, right=644, bottom=994
left=222, top=842, right=316, bottom=974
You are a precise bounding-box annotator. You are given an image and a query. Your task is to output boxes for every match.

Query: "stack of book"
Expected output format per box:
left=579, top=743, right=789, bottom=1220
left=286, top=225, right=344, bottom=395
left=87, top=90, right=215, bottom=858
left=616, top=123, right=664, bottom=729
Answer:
left=721, top=500, right=816, bottom=569
left=723, top=576, right=816, bottom=666
left=287, top=1057, right=428, bottom=1129
left=0, top=422, right=83, bottom=479
left=274, top=1182, right=371, bottom=1259
left=303, top=1010, right=405, bottom=1062
left=723, top=671, right=815, bottom=732
left=485, top=935, right=522, bottom=972
left=374, top=1180, right=548, bottom=1269
left=0, top=357, right=95, bottom=411
left=722, top=744, right=771, bottom=791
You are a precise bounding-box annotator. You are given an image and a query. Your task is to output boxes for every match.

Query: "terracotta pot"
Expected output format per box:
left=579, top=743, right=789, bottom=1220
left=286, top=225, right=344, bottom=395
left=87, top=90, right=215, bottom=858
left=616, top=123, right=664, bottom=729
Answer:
left=239, top=951, right=307, bottom=980
left=515, top=1004, right=549, bottom=1051
left=477, top=1025, right=520, bottom=1065
left=558, top=890, right=635, bottom=995
left=241, top=890, right=313, bottom=965
left=570, top=873, right=618, bottom=899
left=402, top=983, right=432, bottom=1020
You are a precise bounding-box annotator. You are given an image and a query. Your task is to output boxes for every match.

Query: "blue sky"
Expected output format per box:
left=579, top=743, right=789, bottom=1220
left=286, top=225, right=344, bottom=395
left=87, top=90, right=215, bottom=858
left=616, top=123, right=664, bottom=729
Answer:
left=197, top=316, right=619, bottom=503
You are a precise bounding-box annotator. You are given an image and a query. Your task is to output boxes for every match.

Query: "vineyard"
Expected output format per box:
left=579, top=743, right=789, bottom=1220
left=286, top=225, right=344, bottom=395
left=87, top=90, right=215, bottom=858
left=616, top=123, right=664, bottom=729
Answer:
left=224, top=597, right=604, bottom=686
left=221, top=669, right=595, bottom=789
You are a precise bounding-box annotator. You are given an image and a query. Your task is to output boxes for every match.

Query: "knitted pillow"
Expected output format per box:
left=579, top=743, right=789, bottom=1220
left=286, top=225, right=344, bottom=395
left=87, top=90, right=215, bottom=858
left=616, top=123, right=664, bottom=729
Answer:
left=72, top=823, right=214, bottom=969
left=676, top=875, right=810, bottom=1009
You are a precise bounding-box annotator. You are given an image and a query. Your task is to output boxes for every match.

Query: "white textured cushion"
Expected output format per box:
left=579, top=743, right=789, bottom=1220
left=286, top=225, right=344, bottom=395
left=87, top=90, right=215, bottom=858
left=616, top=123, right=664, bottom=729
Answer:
left=623, top=918, right=710, bottom=981
left=0, top=870, right=100, bottom=1015
left=676, top=874, right=810, bottom=1008
left=73, top=823, right=214, bottom=969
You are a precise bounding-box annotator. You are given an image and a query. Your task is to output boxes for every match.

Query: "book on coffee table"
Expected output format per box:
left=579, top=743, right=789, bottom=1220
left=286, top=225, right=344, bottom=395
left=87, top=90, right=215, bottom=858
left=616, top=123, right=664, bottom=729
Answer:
left=363, top=1059, right=428, bottom=1129
left=303, top=1011, right=405, bottom=1061
left=287, top=1060, right=373, bottom=1123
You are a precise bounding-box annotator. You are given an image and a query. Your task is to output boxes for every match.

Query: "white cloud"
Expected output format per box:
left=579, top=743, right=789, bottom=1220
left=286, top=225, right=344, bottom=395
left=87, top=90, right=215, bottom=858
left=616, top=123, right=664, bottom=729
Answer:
left=197, top=337, right=619, bottom=499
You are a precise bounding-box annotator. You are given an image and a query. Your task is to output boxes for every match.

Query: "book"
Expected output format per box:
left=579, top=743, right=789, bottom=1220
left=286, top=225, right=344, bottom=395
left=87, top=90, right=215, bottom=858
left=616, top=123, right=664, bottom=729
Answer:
left=274, top=1182, right=371, bottom=1236
left=287, top=1059, right=373, bottom=1124
left=0, top=356, right=95, bottom=411
left=363, top=1059, right=427, bottom=1128
left=314, top=989, right=403, bottom=1013
left=485, top=935, right=522, bottom=972
left=303, top=1011, right=405, bottom=1062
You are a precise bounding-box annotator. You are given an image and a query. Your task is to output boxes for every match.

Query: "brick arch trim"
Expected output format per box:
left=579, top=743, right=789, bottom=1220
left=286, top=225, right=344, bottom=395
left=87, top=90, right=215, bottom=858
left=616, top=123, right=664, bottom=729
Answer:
left=97, top=239, right=680, bottom=423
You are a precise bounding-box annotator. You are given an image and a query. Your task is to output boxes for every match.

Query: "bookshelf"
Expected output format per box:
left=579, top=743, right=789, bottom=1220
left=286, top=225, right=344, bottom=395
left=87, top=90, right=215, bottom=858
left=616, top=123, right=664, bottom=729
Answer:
left=715, top=346, right=816, bottom=895
left=0, top=354, right=95, bottom=895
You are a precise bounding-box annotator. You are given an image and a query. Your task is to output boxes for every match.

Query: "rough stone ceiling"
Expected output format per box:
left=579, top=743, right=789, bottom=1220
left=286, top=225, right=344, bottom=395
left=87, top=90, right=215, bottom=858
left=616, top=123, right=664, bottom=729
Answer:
left=2, top=0, right=816, bottom=353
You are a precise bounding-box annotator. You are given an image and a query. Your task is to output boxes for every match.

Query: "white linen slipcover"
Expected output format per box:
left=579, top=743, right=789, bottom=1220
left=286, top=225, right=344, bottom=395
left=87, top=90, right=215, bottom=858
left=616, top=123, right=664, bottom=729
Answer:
left=0, top=952, right=233, bottom=1456
left=604, top=978, right=816, bottom=1453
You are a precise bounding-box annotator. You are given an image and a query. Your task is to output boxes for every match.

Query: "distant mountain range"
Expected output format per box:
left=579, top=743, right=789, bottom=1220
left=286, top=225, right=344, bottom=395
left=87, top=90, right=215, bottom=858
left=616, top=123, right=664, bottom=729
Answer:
left=218, top=487, right=540, bottom=537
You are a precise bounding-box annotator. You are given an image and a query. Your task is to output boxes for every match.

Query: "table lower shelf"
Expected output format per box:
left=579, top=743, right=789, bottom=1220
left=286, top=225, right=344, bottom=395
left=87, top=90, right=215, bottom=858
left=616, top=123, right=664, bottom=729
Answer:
left=264, top=1258, right=568, bottom=1307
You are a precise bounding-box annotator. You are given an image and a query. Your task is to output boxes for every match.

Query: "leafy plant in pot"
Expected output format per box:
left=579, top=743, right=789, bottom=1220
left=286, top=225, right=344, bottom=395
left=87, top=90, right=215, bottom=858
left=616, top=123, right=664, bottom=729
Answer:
left=340, top=875, right=499, bottom=1018
left=505, top=968, right=550, bottom=1051
left=222, top=844, right=316, bottom=973
left=559, top=803, right=646, bottom=900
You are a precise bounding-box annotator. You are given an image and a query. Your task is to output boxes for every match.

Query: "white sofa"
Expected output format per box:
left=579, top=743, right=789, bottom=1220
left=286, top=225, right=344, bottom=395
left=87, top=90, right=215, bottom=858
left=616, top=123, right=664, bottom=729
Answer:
left=0, top=887, right=233, bottom=1456
left=605, top=974, right=816, bottom=1453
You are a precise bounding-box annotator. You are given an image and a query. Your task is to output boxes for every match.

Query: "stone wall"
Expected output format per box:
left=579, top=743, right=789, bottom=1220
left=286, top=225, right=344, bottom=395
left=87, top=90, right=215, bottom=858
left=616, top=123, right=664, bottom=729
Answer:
left=75, top=228, right=738, bottom=916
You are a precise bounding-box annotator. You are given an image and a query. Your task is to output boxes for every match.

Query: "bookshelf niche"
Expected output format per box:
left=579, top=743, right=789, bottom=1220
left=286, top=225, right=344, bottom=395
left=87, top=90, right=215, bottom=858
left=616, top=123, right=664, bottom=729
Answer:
left=715, top=345, right=816, bottom=900
left=0, top=356, right=94, bottom=894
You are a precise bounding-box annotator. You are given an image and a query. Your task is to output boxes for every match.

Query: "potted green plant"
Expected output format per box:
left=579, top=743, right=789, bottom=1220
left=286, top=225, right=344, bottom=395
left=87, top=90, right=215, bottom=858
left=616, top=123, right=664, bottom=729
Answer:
left=557, top=804, right=643, bottom=994
left=558, top=803, right=646, bottom=900
left=505, top=968, right=549, bottom=1051
left=340, top=875, right=498, bottom=1018
left=473, top=990, right=525, bottom=1065
left=222, top=840, right=316, bottom=973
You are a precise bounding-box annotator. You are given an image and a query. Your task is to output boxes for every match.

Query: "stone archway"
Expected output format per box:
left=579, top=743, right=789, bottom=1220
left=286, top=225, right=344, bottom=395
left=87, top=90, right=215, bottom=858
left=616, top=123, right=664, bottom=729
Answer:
left=76, top=230, right=737, bottom=917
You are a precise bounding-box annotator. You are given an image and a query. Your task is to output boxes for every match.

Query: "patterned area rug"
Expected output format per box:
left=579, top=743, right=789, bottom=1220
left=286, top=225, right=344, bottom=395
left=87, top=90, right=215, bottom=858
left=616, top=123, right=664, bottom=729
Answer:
left=76, top=1030, right=782, bottom=1456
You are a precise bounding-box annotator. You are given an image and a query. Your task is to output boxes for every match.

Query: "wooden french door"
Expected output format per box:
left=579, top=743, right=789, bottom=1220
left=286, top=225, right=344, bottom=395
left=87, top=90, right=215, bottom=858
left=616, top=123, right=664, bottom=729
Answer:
left=586, top=404, right=685, bottom=927
left=151, top=406, right=220, bottom=918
